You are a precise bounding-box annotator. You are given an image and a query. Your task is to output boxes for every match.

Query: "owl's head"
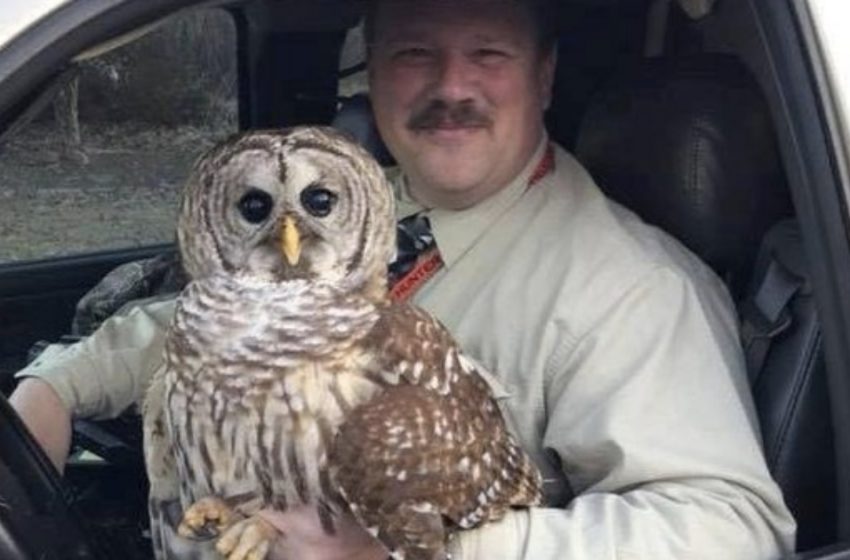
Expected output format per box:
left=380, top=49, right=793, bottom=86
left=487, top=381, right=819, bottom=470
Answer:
left=177, top=127, right=396, bottom=295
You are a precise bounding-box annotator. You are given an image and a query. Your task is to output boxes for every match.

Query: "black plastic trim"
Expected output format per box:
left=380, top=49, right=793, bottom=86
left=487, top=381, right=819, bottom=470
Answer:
left=797, top=543, right=850, bottom=559
left=0, top=394, right=104, bottom=559
left=751, top=0, right=850, bottom=544
left=0, top=244, right=173, bottom=297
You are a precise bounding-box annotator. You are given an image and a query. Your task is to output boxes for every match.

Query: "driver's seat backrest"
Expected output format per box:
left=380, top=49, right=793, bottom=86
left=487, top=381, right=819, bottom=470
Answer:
left=332, top=94, right=394, bottom=166
left=574, top=54, right=834, bottom=551
left=574, top=54, right=791, bottom=297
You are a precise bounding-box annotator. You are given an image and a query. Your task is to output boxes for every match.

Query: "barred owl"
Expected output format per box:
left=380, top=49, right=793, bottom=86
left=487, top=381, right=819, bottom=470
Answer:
left=143, top=127, right=542, bottom=560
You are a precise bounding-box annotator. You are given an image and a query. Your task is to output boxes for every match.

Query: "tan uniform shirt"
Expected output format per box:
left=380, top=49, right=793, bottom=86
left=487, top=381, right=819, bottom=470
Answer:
left=18, top=139, right=796, bottom=559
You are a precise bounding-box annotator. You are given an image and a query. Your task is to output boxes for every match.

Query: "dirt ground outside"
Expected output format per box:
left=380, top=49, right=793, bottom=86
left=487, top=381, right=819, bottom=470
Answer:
left=0, top=7, right=242, bottom=264
left=0, top=122, right=231, bottom=264
left=0, top=8, right=368, bottom=266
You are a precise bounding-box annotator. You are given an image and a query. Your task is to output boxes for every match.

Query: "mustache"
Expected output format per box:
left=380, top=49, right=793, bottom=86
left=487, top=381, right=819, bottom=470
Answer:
left=407, top=100, right=493, bottom=130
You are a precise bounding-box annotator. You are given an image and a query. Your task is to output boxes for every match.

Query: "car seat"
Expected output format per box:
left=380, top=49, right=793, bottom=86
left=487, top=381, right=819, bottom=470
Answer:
left=573, top=53, right=834, bottom=551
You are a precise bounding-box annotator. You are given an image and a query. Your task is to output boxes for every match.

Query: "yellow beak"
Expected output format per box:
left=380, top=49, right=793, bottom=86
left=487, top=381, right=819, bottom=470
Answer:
left=281, top=216, right=301, bottom=266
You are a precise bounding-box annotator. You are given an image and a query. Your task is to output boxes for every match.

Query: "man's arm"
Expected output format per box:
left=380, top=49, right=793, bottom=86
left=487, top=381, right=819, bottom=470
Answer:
left=14, top=298, right=175, bottom=419
left=448, top=266, right=796, bottom=559
left=262, top=266, right=795, bottom=560
left=9, top=377, right=72, bottom=473
left=10, top=298, right=176, bottom=471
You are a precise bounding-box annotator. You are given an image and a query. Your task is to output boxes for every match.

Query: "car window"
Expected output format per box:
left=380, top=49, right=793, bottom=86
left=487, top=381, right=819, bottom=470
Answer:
left=0, top=8, right=237, bottom=264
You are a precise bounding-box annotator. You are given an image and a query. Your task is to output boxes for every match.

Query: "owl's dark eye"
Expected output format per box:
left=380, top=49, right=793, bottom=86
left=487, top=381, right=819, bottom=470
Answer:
left=300, top=185, right=338, bottom=217
left=238, top=188, right=274, bottom=223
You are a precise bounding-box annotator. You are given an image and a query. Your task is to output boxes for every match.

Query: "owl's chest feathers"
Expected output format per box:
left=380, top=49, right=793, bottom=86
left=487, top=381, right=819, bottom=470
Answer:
left=165, top=277, right=386, bottom=505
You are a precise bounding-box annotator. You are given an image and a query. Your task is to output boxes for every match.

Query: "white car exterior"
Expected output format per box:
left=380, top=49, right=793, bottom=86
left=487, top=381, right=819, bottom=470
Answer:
left=807, top=0, right=850, bottom=202
left=0, top=0, right=70, bottom=50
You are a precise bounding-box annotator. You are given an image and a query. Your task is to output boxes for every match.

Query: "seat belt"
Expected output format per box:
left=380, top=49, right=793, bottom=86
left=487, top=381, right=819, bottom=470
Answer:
left=740, top=257, right=804, bottom=385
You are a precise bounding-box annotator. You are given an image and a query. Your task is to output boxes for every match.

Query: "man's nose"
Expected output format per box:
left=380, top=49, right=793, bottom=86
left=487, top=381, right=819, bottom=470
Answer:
left=432, top=51, right=475, bottom=102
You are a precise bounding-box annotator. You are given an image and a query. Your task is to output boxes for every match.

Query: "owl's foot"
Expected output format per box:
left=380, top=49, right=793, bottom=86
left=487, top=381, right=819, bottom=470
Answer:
left=216, top=515, right=278, bottom=560
left=177, top=496, right=236, bottom=540
left=372, top=501, right=449, bottom=560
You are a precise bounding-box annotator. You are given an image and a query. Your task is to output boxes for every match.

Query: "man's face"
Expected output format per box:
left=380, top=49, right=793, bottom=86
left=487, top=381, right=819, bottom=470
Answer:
left=368, top=0, right=556, bottom=210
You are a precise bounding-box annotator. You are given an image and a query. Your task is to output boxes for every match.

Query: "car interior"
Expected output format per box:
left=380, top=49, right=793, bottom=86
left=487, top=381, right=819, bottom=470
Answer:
left=0, top=0, right=847, bottom=558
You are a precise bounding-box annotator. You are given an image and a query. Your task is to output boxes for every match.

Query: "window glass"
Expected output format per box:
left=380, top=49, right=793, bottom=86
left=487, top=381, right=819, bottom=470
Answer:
left=0, top=9, right=237, bottom=264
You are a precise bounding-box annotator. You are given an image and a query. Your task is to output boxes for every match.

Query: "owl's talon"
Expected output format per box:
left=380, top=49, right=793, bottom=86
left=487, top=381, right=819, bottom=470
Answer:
left=216, top=515, right=277, bottom=560
left=177, top=497, right=235, bottom=540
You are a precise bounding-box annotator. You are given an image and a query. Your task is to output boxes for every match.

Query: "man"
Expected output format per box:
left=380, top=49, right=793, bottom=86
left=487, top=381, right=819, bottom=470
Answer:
left=11, top=0, right=796, bottom=558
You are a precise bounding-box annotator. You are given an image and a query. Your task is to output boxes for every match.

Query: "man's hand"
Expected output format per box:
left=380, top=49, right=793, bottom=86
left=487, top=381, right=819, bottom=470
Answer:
left=8, top=377, right=73, bottom=474
left=257, top=504, right=388, bottom=560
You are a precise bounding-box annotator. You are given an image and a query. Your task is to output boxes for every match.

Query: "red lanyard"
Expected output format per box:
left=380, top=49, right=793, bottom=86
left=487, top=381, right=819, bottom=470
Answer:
left=389, top=248, right=443, bottom=301
left=390, top=144, right=555, bottom=302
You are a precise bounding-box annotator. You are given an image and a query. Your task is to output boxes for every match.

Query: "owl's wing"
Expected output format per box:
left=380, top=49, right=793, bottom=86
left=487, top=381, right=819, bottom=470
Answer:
left=329, top=303, right=542, bottom=558
left=142, top=366, right=200, bottom=559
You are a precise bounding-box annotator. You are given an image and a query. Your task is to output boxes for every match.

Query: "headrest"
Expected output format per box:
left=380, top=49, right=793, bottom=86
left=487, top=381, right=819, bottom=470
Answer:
left=575, top=54, right=791, bottom=294
left=332, top=93, right=395, bottom=166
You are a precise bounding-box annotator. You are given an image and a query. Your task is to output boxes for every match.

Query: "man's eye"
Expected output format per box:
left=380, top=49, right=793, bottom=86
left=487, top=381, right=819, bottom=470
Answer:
left=473, top=49, right=510, bottom=63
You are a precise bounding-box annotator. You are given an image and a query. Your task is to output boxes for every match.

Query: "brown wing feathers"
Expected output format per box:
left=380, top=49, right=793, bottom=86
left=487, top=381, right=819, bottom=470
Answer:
left=329, top=303, right=542, bottom=557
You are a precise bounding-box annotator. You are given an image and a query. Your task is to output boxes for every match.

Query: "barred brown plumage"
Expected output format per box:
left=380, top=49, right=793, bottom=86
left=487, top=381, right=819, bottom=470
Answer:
left=142, top=127, right=542, bottom=560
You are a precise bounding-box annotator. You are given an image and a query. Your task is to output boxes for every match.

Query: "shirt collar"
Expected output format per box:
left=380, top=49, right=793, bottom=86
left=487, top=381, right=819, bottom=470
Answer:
left=392, top=133, right=550, bottom=268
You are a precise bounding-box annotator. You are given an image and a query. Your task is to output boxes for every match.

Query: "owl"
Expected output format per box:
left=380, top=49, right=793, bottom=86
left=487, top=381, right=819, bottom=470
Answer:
left=143, top=127, right=542, bottom=560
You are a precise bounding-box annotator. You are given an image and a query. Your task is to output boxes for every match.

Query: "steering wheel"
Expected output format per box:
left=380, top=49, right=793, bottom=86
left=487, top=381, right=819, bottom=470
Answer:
left=0, top=394, right=105, bottom=559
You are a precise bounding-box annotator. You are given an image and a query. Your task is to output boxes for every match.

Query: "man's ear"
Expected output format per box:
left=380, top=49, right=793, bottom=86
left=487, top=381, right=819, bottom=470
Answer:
left=538, top=47, right=557, bottom=111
